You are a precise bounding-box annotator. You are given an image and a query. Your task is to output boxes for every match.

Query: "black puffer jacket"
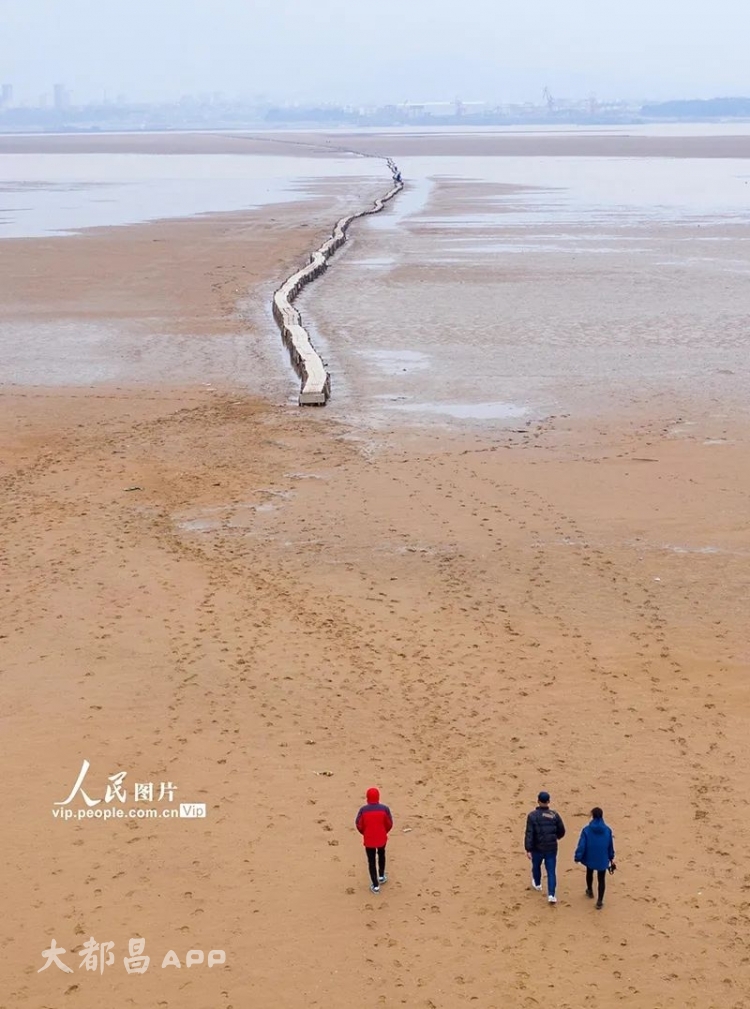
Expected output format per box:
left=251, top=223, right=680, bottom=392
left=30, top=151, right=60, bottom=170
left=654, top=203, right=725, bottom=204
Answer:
left=525, top=806, right=566, bottom=854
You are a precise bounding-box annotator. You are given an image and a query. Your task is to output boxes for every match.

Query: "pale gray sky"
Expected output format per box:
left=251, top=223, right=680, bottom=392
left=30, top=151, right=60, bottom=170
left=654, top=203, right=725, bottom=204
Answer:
left=1, top=0, right=748, bottom=105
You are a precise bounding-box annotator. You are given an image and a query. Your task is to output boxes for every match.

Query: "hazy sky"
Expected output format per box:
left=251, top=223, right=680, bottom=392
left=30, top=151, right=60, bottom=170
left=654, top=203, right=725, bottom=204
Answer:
left=1, top=0, right=748, bottom=105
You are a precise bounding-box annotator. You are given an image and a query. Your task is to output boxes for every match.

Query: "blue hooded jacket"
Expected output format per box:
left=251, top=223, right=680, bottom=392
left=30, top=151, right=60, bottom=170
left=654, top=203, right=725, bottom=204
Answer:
left=574, top=817, right=615, bottom=871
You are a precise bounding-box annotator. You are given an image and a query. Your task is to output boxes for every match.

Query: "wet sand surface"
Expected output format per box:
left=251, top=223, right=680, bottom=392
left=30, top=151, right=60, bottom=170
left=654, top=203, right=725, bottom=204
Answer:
left=3, top=131, right=750, bottom=1009
left=303, top=165, right=750, bottom=427
left=0, top=179, right=384, bottom=391
left=5, top=153, right=748, bottom=413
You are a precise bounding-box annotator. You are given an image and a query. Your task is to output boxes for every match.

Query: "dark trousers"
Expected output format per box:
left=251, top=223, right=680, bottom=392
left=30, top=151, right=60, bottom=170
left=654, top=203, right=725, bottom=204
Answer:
left=366, top=846, right=386, bottom=886
left=586, top=868, right=606, bottom=902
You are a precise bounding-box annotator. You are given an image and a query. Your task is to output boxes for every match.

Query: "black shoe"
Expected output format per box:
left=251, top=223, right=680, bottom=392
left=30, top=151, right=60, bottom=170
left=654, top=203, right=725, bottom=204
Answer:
left=595, top=900, right=603, bottom=909
left=585, top=887, right=594, bottom=899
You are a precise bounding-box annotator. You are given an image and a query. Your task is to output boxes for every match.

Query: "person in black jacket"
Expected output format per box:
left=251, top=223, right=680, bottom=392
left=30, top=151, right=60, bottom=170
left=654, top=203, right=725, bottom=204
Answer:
left=524, top=790, right=566, bottom=903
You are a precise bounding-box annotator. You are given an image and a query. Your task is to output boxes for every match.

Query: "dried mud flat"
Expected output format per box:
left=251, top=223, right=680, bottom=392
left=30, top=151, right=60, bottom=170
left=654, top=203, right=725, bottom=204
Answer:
left=2, top=131, right=750, bottom=1009
left=3, top=128, right=750, bottom=159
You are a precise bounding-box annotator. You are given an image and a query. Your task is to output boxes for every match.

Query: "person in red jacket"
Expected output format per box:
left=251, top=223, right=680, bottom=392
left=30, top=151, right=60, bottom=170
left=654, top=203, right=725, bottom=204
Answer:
left=355, top=787, right=393, bottom=893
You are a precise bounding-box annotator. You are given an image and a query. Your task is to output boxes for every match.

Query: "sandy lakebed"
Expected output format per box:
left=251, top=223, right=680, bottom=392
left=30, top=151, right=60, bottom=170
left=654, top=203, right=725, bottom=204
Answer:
left=2, top=127, right=749, bottom=1008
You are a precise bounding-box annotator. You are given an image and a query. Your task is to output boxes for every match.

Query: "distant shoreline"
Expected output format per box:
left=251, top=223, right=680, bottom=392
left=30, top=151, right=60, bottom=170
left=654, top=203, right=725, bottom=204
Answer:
left=3, top=125, right=750, bottom=160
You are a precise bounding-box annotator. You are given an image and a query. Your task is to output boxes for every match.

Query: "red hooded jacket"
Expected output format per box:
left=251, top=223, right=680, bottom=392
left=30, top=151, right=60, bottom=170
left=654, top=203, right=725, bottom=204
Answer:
left=355, top=787, right=393, bottom=848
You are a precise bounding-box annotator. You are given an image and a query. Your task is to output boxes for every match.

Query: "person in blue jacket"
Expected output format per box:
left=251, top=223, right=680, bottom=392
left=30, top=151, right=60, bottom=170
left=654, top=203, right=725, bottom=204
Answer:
left=574, top=807, right=616, bottom=909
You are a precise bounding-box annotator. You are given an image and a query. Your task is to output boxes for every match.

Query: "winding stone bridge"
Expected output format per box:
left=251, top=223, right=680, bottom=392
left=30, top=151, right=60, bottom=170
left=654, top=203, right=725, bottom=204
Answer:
left=272, top=161, right=403, bottom=405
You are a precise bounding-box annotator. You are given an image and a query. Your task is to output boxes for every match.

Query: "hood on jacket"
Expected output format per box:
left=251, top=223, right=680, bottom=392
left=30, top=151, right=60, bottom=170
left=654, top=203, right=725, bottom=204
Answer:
left=589, top=818, right=606, bottom=835
left=366, top=787, right=380, bottom=804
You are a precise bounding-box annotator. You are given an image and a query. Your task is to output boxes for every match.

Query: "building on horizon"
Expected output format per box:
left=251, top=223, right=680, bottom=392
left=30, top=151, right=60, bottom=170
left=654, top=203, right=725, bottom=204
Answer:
left=1, top=84, right=12, bottom=107
left=53, top=83, right=69, bottom=110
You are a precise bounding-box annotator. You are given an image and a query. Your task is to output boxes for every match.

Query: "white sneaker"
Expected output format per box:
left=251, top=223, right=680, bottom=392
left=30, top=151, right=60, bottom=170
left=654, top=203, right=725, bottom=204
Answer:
left=379, top=875, right=388, bottom=884
left=370, top=884, right=380, bottom=894
left=531, top=879, right=543, bottom=891
left=548, top=895, right=557, bottom=904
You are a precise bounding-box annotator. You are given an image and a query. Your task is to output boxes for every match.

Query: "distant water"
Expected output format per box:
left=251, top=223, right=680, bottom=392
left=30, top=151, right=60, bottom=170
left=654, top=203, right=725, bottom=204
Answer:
left=0, top=152, right=383, bottom=238
left=367, top=155, right=750, bottom=231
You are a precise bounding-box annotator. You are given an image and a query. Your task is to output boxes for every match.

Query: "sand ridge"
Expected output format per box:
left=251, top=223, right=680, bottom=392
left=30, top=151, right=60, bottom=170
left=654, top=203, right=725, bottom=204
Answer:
left=4, top=129, right=750, bottom=159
